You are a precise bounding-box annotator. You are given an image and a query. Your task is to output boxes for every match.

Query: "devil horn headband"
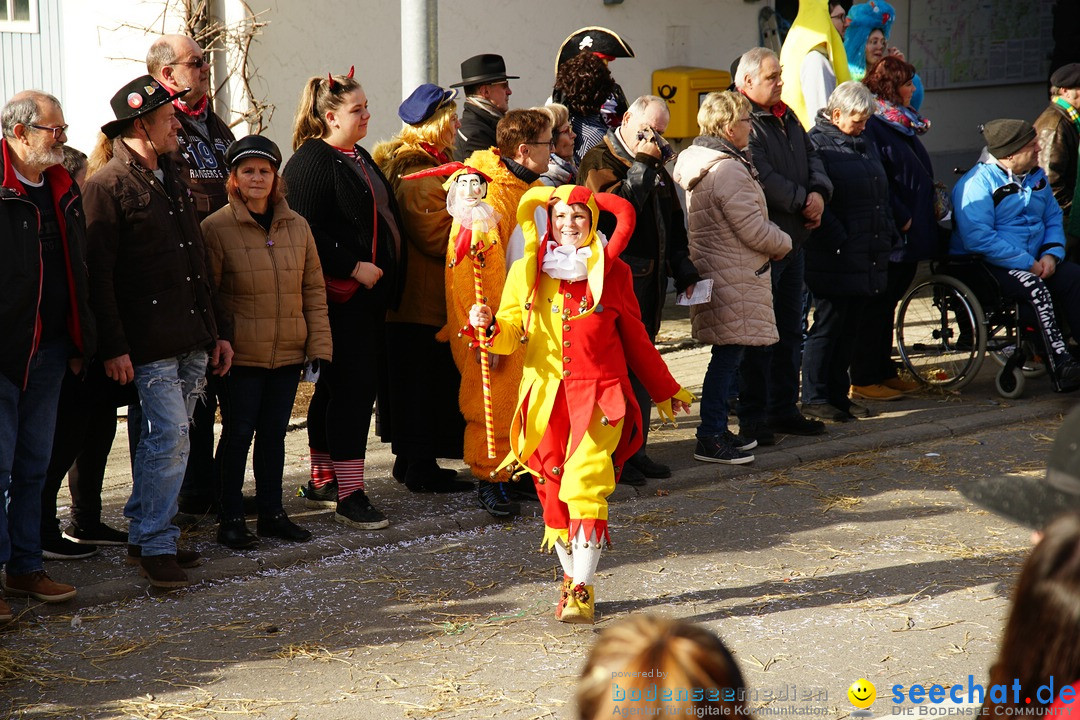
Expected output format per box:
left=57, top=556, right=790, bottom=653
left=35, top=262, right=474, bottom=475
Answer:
left=326, top=66, right=356, bottom=92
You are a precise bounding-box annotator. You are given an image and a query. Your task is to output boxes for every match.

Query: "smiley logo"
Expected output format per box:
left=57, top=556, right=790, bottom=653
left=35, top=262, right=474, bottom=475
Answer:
left=848, top=679, right=876, bottom=709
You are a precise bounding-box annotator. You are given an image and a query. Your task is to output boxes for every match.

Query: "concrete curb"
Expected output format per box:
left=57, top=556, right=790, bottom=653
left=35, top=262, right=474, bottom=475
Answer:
left=50, top=393, right=1069, bottom=615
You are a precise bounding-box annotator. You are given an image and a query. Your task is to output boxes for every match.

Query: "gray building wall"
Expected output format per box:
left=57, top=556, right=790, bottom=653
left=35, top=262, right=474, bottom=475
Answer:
left=0, top=0, right=63, bottom=102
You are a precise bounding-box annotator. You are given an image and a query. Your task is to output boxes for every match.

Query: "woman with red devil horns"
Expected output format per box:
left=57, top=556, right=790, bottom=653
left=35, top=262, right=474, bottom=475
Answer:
left=466, top=185, right=695, bottom=624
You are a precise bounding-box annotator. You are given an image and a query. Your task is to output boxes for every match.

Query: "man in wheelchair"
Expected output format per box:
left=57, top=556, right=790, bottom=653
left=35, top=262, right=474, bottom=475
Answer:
left=952, top=118, right=1080, bottom=392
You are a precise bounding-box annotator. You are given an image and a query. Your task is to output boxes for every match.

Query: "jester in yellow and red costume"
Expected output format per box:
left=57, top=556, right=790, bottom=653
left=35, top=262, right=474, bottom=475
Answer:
left=464, top=185, right=694, bottom=623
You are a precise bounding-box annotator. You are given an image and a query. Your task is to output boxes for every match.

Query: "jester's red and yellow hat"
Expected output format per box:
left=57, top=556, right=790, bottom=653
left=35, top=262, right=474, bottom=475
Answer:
left=516, top=184, right=636, bottom=328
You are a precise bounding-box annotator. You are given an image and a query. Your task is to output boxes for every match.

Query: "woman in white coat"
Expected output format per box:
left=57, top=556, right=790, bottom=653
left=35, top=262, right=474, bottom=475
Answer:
left=673, top=91, right=792, bottom=465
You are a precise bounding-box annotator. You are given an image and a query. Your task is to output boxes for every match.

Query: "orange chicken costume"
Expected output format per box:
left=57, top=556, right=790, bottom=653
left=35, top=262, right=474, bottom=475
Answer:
left=439, top=150, right=538, bottom=492
left=464, top=185, right=694, bottom=623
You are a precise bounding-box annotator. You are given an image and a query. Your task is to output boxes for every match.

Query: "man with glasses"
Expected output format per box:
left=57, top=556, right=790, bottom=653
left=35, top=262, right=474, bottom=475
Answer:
left=146, top=34, right=237, bottom=518
left=452, top=54, right=518, bottom=158
left=452, top=109, right=550, bottom=516
left=0, top=90, right=95, bottom=618
left=734, top=47, right=832, bottom=446
left=830, top=1, right=850, bottom=38
left=578, top=95, right=702, bottom=485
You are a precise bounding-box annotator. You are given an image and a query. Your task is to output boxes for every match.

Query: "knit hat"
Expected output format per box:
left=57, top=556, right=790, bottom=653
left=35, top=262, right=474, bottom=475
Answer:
left=981, top=118, right=1036, bottom=158
left=960, top=406, right=1080, bottom=529
left=1051, top=63, right=1080, bottom=90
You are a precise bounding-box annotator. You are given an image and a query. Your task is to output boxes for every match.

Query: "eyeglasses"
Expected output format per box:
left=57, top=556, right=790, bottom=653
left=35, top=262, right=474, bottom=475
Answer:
left=526, top=139, right=555, bottom=148
left=738, top=116, right=752, bottom=124
left=830, top=11, right=847, bottom=21
left=171, top=57, right=207, bottom=69
left=29, top=124, right=68, bottom=140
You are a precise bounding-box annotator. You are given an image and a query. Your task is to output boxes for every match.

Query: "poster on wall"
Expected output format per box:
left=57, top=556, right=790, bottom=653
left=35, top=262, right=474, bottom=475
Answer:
left=907, top=0, right=1054, bottom=89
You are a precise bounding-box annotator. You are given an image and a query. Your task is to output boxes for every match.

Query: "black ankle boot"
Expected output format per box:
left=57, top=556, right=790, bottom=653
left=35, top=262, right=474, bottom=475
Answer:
left=217, top=518, right=258, bottom=549
left=256, top=511, right=313, bottom=542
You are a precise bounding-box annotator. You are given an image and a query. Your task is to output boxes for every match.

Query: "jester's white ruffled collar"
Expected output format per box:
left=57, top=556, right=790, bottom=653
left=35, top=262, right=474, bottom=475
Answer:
left=542, top=240, right=592, bottom=282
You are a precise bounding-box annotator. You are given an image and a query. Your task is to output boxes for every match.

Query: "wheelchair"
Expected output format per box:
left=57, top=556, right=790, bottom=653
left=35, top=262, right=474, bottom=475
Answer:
left=894, top=255, right=1047, bottom=398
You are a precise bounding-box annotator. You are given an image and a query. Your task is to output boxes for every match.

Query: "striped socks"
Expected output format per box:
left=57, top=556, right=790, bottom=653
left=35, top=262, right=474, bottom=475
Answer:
left=310, top=449, right=335, bottom=489
left=333, top=458, right=365, bottom=500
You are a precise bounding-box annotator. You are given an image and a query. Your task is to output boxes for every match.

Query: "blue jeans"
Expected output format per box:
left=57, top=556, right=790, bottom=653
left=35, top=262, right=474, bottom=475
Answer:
left=698, top=344, right=745, bottom=438
left=215, top=365, right=301, bottom=519
left=0, top=338, right=70, bottom=574
left=125, top=351, right=207, bottom=556
left=738, top=248, right=806, bottom=424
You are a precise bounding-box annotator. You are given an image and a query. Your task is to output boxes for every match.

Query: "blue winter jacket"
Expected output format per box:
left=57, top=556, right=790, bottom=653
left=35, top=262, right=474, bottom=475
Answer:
left=951, top=160, right=1066, bottom=271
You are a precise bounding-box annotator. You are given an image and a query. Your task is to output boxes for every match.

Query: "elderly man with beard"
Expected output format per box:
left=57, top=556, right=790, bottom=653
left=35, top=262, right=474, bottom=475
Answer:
left=0, top=90, right=95, bottom=618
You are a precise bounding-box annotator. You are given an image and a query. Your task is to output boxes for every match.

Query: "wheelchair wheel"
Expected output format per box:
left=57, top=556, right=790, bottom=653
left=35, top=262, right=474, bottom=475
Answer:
left=896, top=275, right=986, bottom=390
left=988, top=339, right=1048, bottom=379
left=995, top=365, right=1025, bottom=399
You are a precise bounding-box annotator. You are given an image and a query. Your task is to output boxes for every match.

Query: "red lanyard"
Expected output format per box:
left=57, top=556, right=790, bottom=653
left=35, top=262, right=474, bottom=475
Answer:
left=354, top=154, right=378, bottom=266
left=335, top=145, right=379, bottom=266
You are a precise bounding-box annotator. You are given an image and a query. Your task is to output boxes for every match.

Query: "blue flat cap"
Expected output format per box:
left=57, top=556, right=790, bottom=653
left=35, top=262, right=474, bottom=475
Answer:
left=399, top=83, right=458, bottom=125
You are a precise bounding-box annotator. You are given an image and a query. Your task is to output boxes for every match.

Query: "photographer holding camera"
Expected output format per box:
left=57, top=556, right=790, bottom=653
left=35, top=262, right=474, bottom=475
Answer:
left=579, top=95, right=701, bottom=484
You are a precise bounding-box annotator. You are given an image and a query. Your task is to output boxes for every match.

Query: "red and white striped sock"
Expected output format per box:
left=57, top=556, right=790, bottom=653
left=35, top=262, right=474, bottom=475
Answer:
left=310, top=449, right=335, bottom=488
left=334, top=458, right=365, bottom=500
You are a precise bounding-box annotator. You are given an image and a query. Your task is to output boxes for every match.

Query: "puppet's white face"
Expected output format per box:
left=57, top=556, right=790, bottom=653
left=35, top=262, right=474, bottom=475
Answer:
left=455, top=174, right=487, bottom=207
left=551, top=200, right=592, bottom=248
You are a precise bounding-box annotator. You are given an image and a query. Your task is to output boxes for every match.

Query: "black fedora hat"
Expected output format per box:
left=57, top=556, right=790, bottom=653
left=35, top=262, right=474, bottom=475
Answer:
left=450, top=54, right=518, bottom=88
left=101, top=74, right=188, bottom=139
left=556, top=27, right=635, bottom=70
left=960, top=406, right=1080, bottom=529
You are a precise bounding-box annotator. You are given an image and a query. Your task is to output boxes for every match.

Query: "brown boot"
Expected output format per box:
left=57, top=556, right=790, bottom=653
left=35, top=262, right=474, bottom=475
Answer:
left=0, top=597, right=12, bottom=623
left=3, top=570, right=77, bottom=602
left=138, top=555, right=190, bottom=589
left=126, top=544, right=203, bottom=568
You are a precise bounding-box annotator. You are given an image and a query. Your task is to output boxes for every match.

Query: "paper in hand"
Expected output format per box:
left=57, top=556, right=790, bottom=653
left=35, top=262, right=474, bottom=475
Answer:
left=676, top=278, right=713, bottom=306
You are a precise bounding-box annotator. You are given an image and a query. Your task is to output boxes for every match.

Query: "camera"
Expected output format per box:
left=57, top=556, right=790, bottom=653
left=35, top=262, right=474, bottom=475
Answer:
left=636, top=126, right=676, bottom=164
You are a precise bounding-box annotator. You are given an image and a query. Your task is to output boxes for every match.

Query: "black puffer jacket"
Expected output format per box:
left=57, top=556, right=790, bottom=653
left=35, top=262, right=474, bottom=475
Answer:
left=747, top=101, right=833, bottom=249
left=0, top=139, right=94, bottom=388
left=805, top=114, right=897, bottom=297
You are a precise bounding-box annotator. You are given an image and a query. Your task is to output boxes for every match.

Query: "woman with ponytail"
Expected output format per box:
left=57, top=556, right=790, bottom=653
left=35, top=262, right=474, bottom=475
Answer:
left=281, top=68, right=405, bottom=530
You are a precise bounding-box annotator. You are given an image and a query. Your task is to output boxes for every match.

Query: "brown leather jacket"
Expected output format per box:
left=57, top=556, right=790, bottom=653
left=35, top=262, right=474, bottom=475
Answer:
left=1035, top=100, right=1079, bottom=214
left=83, top=139, right=223, bottom=365
left=201, top=195, right=332, bottom=368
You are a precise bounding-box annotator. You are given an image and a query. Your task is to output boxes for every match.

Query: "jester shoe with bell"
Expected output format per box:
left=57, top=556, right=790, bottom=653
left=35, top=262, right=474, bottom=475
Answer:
left=554, top=574, right=573, bottom=621
left=558, top=583, right=595, bottom=624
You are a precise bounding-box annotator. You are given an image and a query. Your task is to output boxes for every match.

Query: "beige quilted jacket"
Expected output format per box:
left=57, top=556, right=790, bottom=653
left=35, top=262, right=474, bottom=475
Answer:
left=673, top=140, right=792, bottom=347
left=202, top=195, right=332, bottom=368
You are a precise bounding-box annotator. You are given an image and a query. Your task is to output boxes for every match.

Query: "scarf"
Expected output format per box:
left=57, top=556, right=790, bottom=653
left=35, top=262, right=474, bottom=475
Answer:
left=419, top=142, right=450, bottom=164
left=1055, top=96, right=1080, bottom=134
left=541, top=240, right=592, bottom=282
left=875, top=97, right=930, bottom=136
left=173, top=94, right=208, bottom=118
left=738, top=89, right=789, bottom=120
left=542, top=154, right=577, bottom=186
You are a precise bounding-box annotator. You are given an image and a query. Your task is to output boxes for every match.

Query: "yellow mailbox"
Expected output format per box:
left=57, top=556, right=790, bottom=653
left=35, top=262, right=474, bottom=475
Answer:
left=651, top=66, right=733, bottom=139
